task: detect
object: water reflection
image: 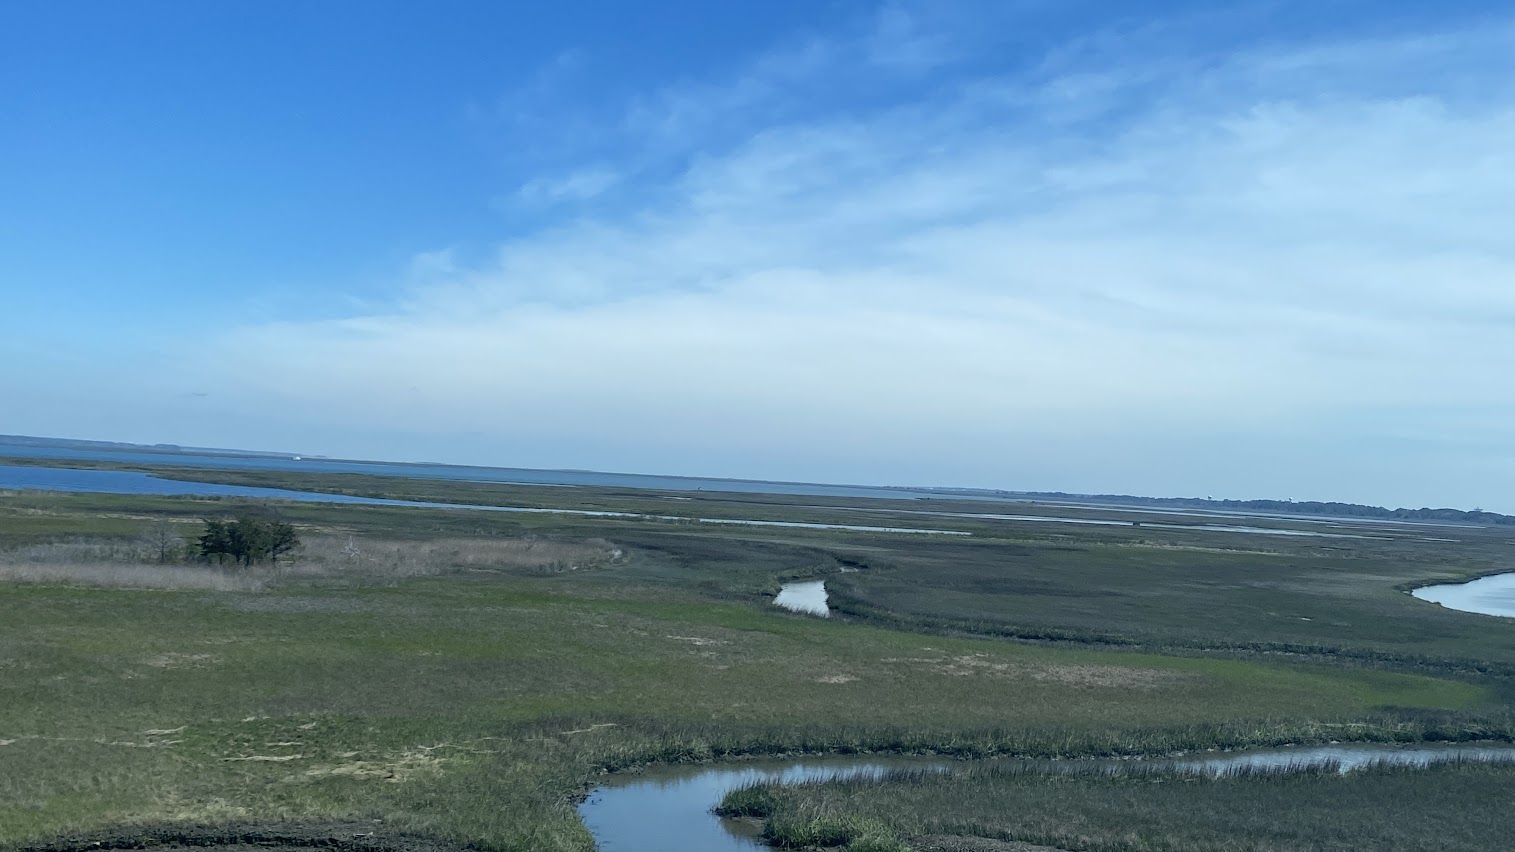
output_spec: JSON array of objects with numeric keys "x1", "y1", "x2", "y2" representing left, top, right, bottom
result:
[
  {"x1": 774, "y1": 581, "x2": 828, "y2": 616},
  {"x1": 1412, "y1": 572, "x2": 1515, "y2": 618},
  {"x1": 580, "y1": 744, "x2": 1515, "y2": 851},
  {"x1": 579, "y1": 758, "x2": 933, "y2": 852},
  {"x1": 1169, "y1": 743, "x2": 1515, "y2": 774}
]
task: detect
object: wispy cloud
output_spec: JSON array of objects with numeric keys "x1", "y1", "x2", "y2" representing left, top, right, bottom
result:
[
  {"x1": 185, "y1": 6, "x2": 1515, "y2": 508},
  {"x1": 514, "y1": 166, "x2": 622, "y2": 205}
]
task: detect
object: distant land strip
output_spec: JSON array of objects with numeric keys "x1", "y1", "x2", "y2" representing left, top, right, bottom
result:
[{"x1": 926, "y1": 490, "x2": 1515, "y2": 526}]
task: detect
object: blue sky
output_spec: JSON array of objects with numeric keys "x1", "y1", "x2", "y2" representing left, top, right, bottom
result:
[{"x1": 3, "y1": 0, "x2": 1514, "y2": 511}]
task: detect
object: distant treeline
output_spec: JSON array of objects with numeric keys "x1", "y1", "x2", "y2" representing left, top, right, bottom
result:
[{"x1": 939, "y1": 490, "x2": 1515, "y2": 525}]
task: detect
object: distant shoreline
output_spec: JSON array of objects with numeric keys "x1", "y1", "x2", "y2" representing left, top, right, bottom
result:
[{"x1": 3, "y1": 433, "x2": 1507, "y2": 525}]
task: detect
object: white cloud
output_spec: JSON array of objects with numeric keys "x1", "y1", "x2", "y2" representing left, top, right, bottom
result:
[
  {"x1": 515, "y1": 166, "x2": 622, "y2": 204},
  {"x1": 189, "y1": 11, "x2": 1515, "y2": 509}
]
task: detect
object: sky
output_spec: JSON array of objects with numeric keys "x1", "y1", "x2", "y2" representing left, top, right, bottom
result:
[{"x1": 3, "y1": 0, "x2": 1513, "y2": 511}]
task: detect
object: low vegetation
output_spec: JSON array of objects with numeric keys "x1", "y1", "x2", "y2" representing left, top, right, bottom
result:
[
  {"x1": 722, "y1": 759, "x2": 1515, "y2": 851},
  {"x1": 0, "y1": 529, "x2": 622, "y2": 590},
  {"x1": 1, "y1": 475, "x2": 1513, "y2": 851}
]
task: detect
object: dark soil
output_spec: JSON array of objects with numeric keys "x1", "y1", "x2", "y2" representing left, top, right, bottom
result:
[{"x1": 10, "y1": 823, "x2": 481, "y2": 852}]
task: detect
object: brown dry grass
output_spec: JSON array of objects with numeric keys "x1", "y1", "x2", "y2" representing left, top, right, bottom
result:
[
  {"x1": 290, "y1": 534, "x2": 624, "y2": 578},
  {"x1": 881, "y1": 653, "x2": 1191, "y2": 690},
  {"x1": 0, "y1": 562, "x2": 265, "y2": 591},
  {"x1": 0, "y1": 534, "x2": 624, "y2": 590}
]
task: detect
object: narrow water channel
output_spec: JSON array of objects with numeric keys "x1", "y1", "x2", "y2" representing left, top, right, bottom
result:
[{"x1": 578, "y1": 744, "x2": 1515, "y2": 851}]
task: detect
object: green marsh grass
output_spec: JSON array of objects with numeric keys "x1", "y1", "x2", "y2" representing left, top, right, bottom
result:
[
  {"x1": 2, "y1": 485, "x2": 1514, "y2": 850},
  {"x1": 728, "y1": 758, "x2": 1515, "y2": 851}
]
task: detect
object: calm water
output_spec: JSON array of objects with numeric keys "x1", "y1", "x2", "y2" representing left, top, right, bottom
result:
[
  {"x1": 0, "y1": 442, "x2": 955, "y2": 501},
  {"x1": 579, "y1": 758, "x2": 940, "y2": 852},
  {"x1": 0, "y1": 464, "x2": 420, "y2": 504},
  {"x1": 773, "y1": 581, "x2": 829, "y2": 616},
  {"x1": 0, "y1": 465, "x2": 965, "y2": 537},
  {"x1": 1412, "y1": 572, "x2": 1515, "y2": 617},
  {"x1": 1168, "y1": 743, "x2": 1515, "y2": 774},
  {"x1": 580, "y1": 744, "x2": 1515, "y2": 851}
]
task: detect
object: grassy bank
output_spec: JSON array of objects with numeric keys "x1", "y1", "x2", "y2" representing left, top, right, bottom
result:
[{"x1": 722, "y1": 759, "x2": 1515, "y2": 851}]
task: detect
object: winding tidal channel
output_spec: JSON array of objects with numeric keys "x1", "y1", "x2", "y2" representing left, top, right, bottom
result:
[{"x1": 579, "y1": 744, "x2": 1515, "y2": 851}]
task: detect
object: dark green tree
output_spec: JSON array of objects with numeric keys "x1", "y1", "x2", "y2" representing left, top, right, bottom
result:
[
  {"x1": 227, "y1": 519, "x2": 266, "y2": 567},
  {"x1": 198, "y1": 519, "x2": 232, "y2": 565},
  {"x1": 267, "y1": 521, "x2": 300, "y2": 566},
  {"x1": 198, "y1": 515, "x2": 300, "y2": 567}
]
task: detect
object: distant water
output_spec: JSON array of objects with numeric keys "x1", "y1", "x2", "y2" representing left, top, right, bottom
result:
[
  {"x1": 0, "y1": 465, "x2": 966, "y2": 537},
  {"x1": 0, "y1": 442, "x2": 961, "y2": 501},
  {"x1": 0, "y1": 464, "x2": 397, "y2": 502}
]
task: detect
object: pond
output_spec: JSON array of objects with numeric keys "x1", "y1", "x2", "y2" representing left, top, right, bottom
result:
[
  {"x1": 1412, "y1": 572, "x2": 1515, "y2": 618},
  {"x1": 579, "y1": 743, "x2": 1515, "y2": 851},
  {"x1": 773, "y1": 581, "x2": 828, "y2": 617}
]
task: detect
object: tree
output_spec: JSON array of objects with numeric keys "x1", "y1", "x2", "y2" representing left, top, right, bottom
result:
[
  {"x1": 199, "y1": 519, "x2": 232, "y2": 565},
  {"x1": 142, "y1": 520, "x2": 184, "y2": 564},
  {"x1": 198, "y1": 516, "x2": 300, "y2": 567},
  {"x1": 226, "y1": 518, "x2": 266, "y2": 568},
  {"x1": 267, "y1": 521, "x2": 300, "y2": 566}
]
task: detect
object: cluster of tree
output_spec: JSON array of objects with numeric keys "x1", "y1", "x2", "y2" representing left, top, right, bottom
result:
[{"x1": 198, "y1": 516, "x2": 300, "y2": 567}]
